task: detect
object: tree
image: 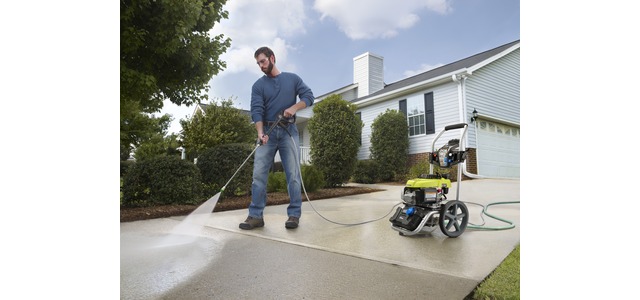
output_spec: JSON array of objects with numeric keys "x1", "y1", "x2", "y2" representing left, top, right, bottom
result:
[
  {"x1": 179, "y1": 97, "x2": 255, "y2": 159},
  {"x1": 370, "y1": 109, "x2": 409, "y2": 181},
  {"x1": 120, "y1": 0, "x2": 231, "y2": 109},
  {"x1": 308, "y1": 95, "x2": 362, "y2": 187},
  {"x1": 120, "y1": 99, "x2": 172, "y2": 160},
  {"x1": 134, "y1": 133, "x2": 181, "y2": 161},
  {"x1": 120, "y1": 0, "x2": 231, "y2": 158}
]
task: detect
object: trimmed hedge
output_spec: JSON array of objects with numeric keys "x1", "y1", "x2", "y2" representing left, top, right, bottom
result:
[
  {"x1": 121, "y1": 156, "x2": 202, "y2": 207},
  {"x1": 300, "y1": 164, "x2": 325, "y2": 192},
  {"x1": 308, "y1": 94, "x2": 362, "y2": 187},
  {"x1": 197, "y1": 143, "x2": 254, "y2": 198},
  {"x1": 352, "y1": 159, "x2": 380, "y2": 184},
  {"x1": 370, "y1": 109, "x2": 409, "y2": 182},
  {"x1": 267, "y1": 164, "x2": 325, "y2": 194},
  {"x1": 267, "y1": 172, "x2": 287, "y2": 193}
]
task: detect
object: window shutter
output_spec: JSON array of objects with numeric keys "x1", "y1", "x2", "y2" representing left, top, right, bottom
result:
[
  {"x1": 399, "y1": 99, "x2": 407, "y2": 116},
  {"x1": 355, "y1": 112, "x2": 362, "y2": 145},
  {"x1": 424, "y1": 92, "x2": 435, "y2": 134}
]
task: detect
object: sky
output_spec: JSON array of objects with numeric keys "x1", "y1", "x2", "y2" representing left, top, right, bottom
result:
[{"x1": 158, "y1": 0, "x2": 520, "y2": 135}]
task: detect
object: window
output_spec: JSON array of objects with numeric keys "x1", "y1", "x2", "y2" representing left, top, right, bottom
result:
[
  {"x1": 407, "y1": 98, "x2": 426, "y2": 136},
  {"x1": 399, "y1": 92, "x2": 435, "y2": 137}
]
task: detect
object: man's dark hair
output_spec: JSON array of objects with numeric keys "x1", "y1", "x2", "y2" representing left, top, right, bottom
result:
[{"x1": 254, "y1": 46, "x2": 275, "y2": 63}]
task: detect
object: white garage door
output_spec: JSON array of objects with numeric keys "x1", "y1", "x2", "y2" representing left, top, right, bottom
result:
[{"x1": 476, "y1": 120, "x2": 520, "y2": 178}]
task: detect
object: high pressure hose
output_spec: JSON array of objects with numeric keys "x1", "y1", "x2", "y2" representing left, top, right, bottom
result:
[
  {"x1": 224, "y1": 113, "x2": 516, "y2": 229},
  {"x1": 280, "y1": 120, "x2": 517, "y2": 229}
]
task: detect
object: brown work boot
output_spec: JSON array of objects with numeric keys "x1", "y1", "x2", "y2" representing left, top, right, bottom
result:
[
  {"x1": 285, "y1": 216, "x2": 299, "y2": 229},
  {"x1": 239, "y1": 216, "x2": 264, "y2": 230}
]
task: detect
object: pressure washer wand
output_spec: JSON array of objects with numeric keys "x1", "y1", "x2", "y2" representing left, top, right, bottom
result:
[{"x1": 219, "y1": 114, "x2": 283, "y2": 195}]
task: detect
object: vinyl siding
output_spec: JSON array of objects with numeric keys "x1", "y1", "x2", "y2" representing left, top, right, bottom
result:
[
  {"x1": 356, "y1": 100, "x2": 398, "y2": 160},
  {"x1": 403, "y1": 83, "x2": 462, "y2": 155},
  {"x1": 353, "y1": 53, "x2": 384, "y2": 97},
  {"x1": 355, "y1": 82, "x2": 462, "y2": 159},
  {"x1": 465, "y1": 49, "x2": 520, "y2": 147},
  {"x1": 341, "y1": 88, "x2": 358, "y2": 102},
  {"x1": 426, "y1": 82, "x2": 462, "y2": 154}
]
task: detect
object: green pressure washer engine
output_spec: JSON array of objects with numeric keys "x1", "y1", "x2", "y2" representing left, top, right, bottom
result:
[{"x1": 390, "y1": 123, "x2": 470, "y2": 238}]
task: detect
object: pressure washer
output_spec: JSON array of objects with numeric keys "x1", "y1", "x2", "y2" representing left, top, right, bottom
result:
[{"x1": 389, "y1": 123, "x2": 471, "y2": 237}]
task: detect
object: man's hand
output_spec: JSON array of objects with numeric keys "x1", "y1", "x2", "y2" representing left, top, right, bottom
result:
[
  {"x1": 258, "y1": 134, "x2": 269, "y2": 145},
  {"x1": 283, "y1": 107, "x2": 297, "y2": 118},
  {"x1": 284, "y1": 101, "x2": 308, "y2": 118}
]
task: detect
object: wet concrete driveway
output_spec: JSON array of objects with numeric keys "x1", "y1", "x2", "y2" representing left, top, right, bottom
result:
[{"x1": 121, "y1": 179, "x2": 520, "y2": 299}]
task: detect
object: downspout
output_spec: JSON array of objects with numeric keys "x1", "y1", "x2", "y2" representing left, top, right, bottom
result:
[{"x1": 452, "y1": 73, "x2": 485, "y2": 179}]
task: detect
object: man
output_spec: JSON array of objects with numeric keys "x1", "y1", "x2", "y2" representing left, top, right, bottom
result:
[{"x1": 240, "y1": 46, "x2": 314, "y2": 230}]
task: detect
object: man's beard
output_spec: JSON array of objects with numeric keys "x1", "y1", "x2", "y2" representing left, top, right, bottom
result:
[{"x1": 262, "y1": 61, "x2": 274, "y2": 75}]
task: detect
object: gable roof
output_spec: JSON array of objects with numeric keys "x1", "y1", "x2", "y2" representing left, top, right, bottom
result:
[{"x1": 354, "y1": 39, "x2": 520, "y2": 106}]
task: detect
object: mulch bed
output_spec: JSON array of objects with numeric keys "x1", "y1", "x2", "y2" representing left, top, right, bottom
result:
[{"x1": 120, "y1": 185, "x2": 386, "y2": 222}]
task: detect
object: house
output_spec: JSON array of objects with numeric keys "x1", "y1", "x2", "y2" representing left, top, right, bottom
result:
[{"x1": 296, "y1": 39, "x2": 520, "y2": 179}]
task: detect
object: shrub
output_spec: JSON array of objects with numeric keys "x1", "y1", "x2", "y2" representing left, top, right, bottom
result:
[
  {"x1": 267, "y1": 165, "x2": 324, "y2": 194},
  {"x1": 180, "y1": 98, "x2": 255, "y2": 160},
  {"x1": 300, "y1": 164, "x2": 325, "y2": 192},
  {"x1": 308, "y1": 94, "x2": 362, "y2": 187},
  {"x1": 370, "y1": 109, "x2": 409, "y2": 182},
  {"x1": 267, "y1": 171, "x2": 287, "y2": 193},
  {"x1": 120, "y1": 160, "x2": 136, "y2": 177},
  {"x1": 352, "y1": 159, "x2": 380, "y2": 184},
  {"x1": 133, "y1": 133, "x2": 181, "y2": 161},
  {"x1": 197, "y1": 143, "x2": 254, "y2": 199},
  {"x1": 121, "y1": 156, "x2": 202, "y2": 207}
]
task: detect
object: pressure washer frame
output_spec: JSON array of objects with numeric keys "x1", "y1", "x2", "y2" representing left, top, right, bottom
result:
[{"x1": 390, "y1": 123, "x2": 470, "y2": 238}]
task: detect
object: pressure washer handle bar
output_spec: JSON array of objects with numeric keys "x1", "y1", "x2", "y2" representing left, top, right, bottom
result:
[
  {"x1": 431, "y1": 123, "x2": 469, "y2": 153},
  {"x1": 444, "y1": 123, "x2": 467, "y2": 131}
]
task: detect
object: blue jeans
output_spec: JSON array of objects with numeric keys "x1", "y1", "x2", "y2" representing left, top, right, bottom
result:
[{"x1": 249, "y1": 123, "x2": 301, "y2": 219}]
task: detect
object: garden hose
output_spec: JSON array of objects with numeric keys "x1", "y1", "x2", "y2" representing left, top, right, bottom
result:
[{"x1": 464, "y1": 201, "x2": 520, "y2": 230}]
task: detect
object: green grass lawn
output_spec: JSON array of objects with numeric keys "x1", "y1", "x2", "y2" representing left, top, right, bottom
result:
[{"x1": 468, "y1": 243, "x2": 520, "y2": 299}]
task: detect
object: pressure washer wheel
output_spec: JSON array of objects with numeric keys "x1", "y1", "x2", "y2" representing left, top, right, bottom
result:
[{"x1": 439, "y1": 200, "x2": 469, "y2": 238}]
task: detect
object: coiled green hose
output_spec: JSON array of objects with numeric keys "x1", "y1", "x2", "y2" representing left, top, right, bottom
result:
[{"x1": 465, "y1": 201, "x2": 520, "y2": 230}]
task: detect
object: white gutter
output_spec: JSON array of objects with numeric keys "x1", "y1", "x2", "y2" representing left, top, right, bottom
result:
[
  {"x1": 452, "y1": 72, "x2": 486, "y2": 179},
  {"x1": 454, "y1": 74, "x2": 517, "y2": 180}
]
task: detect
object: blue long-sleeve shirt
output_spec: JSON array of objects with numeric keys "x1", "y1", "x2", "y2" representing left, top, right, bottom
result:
[{"x1": 250, "y1": 72, "x2": 314, "y2": 124}]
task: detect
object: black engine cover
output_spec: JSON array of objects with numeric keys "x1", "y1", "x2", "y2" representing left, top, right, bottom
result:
[{"x1": 389, "y1": 206, "x2": 425, "y2": 231}]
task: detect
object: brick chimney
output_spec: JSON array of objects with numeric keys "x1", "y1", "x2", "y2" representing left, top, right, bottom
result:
[{"x1": 353, "y1": 52, "x2": 384, "y2": 98}]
